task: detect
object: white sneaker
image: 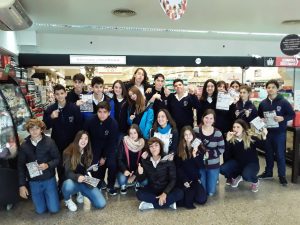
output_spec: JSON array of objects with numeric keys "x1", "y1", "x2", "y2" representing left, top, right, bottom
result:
[
  {"x1": 169, "y1": 202, "x2": 177, "y2": 210},
  {"x1": 76, "y1": 192, "x2": 84, "y2": 204},
  {"x1": 138, "y1": 201, "x2": 154, "y2": 211},
  {"x1": 65, "y1": 199, "x2": 77, "y2": 212}
]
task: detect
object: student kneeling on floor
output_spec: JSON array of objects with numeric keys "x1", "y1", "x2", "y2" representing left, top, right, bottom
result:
[
  {"x1": 18, "y1": 119, "x2": 60, "y2": 214},
  {"x1": 136, "y1": 137, "x2": 183, "y2": 211},
  {"x1": 62, "y1": 131, "x2": 106, "y2": 211}
]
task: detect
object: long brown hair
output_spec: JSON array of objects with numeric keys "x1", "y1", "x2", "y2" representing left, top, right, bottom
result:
[
  {"x1": 130, "y1": 68, "x2": 149, "y2": 86},
  {"x1": 63, "y1": 130, "x2": 93, "y2": 170},
  {"x1": 177, "y1": 126, "x2": 196, "y2": 160},
  {"x1": 128, "y1": 86, "x2": 145, "y2": 114},
  {"x1": 152, "y1": 109, "x2": 176, "y2": 131}
]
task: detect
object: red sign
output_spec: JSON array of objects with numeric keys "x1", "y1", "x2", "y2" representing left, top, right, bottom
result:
[{"x1": 275, "y1": 57, "x2": 300, "y2": 67}]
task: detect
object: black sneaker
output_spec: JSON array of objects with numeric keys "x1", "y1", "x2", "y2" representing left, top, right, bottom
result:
[
  {"x1": 258, "y1": 171, "x2": 273, "y2": 180},
  {"x1": 279, "y1": 176, "x2": 288, "y2": 186},
  {"x1": 99, "y1": 181, "x2": 107, "y2": 190},
  {"x1": 107, "y1": 188, "x2": 117, "y2": 196},
  {"x1": 120, "y1": 185, "x2": 127, "y2": 195}
]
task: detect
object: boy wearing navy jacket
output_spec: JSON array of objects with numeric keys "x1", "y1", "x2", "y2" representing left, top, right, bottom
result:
[
  {"x1": 43, "y1": 84, "x2": 83, "y2": 190},
  {"x1": 167, "y1": 79, "x2": 200, "y2": 133},
  {"x1": 257, "y1": 79, "x2": 295, "y2": 186},
  {"x1": 84, "y1": 101, "x2": 119, "y2": 195},
  {"x1": 66, "y1": 73, "x2": 88, "y2": 104}
]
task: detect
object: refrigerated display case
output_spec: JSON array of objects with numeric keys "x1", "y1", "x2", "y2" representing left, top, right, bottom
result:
[{"x1": 0, "y1": 76, "x2": 32, "y2": 145}]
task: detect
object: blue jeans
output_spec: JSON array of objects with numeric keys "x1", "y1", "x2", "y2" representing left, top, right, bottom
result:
[
  {"x1": 117, "y1": 172, "x2": 148, "y2": 186},
  {"x1": 62, "y1": 179, "x2": 106, "y2": 209},
  {"x1": 199, "y1": 168, "x2": 220, "y2": 196},
  {"x1": 220, "y1": 160, "x2": 259, "y2": 183},
  {"x1": 264, "y1": 132, "x2": 286, "y2": 177},
  {"x1": 29, "y1": 177, "x2": 60, "y2": 214},
  {"x1": 136, "y1": 187, "x2": 183, "y2": 209}
]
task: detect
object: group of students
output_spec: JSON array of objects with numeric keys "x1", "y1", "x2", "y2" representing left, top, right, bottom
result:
[{"x1": 16, "y1": 68, "x2": 295, "y2": 214}]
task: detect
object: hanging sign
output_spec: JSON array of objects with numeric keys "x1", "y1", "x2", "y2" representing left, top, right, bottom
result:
[
  {"x1": 280, "y1": 34, "x2": 300, "y2": 56},
  {"x1": 160, "y1": 0, "x2": 187, "y2": 20},
  {"x1": 275, "y1": 57, "x2": 300, "y2": 67}
]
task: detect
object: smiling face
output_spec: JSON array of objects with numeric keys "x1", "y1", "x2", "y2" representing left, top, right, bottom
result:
[
  {"x1": 128, "y1": 90, "x2": 137, "y2": 101},
  {"x1": 54, "y1": 89, "x2": 67, "y2": 104},
  {"x1": 266, "y1": 83, "x2": 278, "y2": 97},
  {"x1": 154, "y1": 77, "x2": 164, "y2": 90},
  {"x1": 206, "y1": 82, "x2": 215, "y2": 96},
  {"x1": 29, "y1": 126, "x2": 42, "y2": 140},
  {"x1": 174, "y1": 81, "x2": 184, "y2": 95},
  {"x1": 113, "y1": 82, "x2": 123, "y2": 97},
  {"x1": 232, "y1": 123, "x2": 243, "y2": 137},
  {"x1": 78, "y1": 133, "x2": 89, "y2": 150},
  {"x1": 157, "y1": 111, "x2": 168, "y2": 128},
  {"x1": 149, "y1": 142, "x2": 161, "y2": 157},
  {"x1": 202, "y1": 113, "x2": 215, "y2": 127},
  {"x1": 184, "y1": 129, "x2": 193, "y2": 144},
  {"x1": 129, "y1": 128, "x2": 139, "y2": 141}
]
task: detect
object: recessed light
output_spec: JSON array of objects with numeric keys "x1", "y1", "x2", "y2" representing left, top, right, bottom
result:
[
  {"x1": 282, "y1": 20, "x2": 300, "y2": 25},
  {"x1": 112, "y1": 8, "x2": 136, "y2": 17}
]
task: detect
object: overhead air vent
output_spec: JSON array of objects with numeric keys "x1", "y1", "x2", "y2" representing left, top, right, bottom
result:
[
  {"x1": 0, "y1": 0, "x2": 32, "y2": 31},
  {"x1": 112, "y1": 8, "x2": 136, "y2": 17}
]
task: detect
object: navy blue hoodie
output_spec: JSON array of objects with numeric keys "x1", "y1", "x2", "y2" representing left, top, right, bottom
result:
[
  {"x1": 258, "y1": 95, "x2": 295, "y2": 133},
  {"x1": 84, "y1": 115, "x2": 118, "y2": 163}
]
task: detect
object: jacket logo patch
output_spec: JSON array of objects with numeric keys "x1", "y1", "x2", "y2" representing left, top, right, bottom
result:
[
  {"x1": 183, "y1": 101, "x2": 188, "y2": 107},
  {"x1": 105, "y1": 130, "x2": 109, "y2": 135},
  {"x1": 277, "y1": 106, "x2": 281, "y2": 112},
  {"x1": 68, "y1": 116, "x2": 74, "y2": 123}
]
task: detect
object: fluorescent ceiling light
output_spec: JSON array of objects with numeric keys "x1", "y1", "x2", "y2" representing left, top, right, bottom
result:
[{"x1": 34, "y1": 23, "x2": 290, "y2": 37}]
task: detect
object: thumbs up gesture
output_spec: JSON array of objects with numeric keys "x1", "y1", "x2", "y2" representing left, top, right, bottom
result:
[{"x1": 138, "y1": 163, "x2": 144, "y2": 175}]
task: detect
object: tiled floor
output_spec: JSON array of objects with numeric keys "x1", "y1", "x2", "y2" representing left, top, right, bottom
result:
[{"x1": 1, "y1": 158, "x2": 300, "y2": 225}]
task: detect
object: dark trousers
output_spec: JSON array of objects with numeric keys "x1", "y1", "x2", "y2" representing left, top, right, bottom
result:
[
  {"x1": 177, "y1": 181, "x2": 207, "y2": 209},
  {"x1": 92, "y1": 155, "x2": 117, "y2": 189},
  {"x1": 136, "y1": 186, "x2": 183, "y2": 209},
  {"x1": 264, "y1": 132, "x2": 286, "y2": 177},
  {"x1": 220, "y1": 159, "x2": 259, "y2": 183}
]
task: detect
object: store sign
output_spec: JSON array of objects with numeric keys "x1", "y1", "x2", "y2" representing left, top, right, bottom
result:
[
  {"x1": 160, "y1": 0, "x2": 187, "y2": 20},
  {"x1": 70, "y1": 55, "x2": 126, "y2": 65},
  {"x1": 280, "y1": 34, "x2": 300, "y2": 56},
  {"x1": 264, "y1": 57, "x2": 275, "y2": 67},
  {"x1": 275, "y1": 57, "x2": 300, "y2": 67}
]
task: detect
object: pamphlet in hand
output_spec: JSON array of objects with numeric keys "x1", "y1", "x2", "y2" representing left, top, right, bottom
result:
[
  {"x1": 250, "y1": 116, "x2": 266, "y2": 131},
  {"x1": 87, "y1": 163, "x2": 99, "y2": 172},
  {"x1": 79, "y1": 94, "x2": 93, "y2": 112},
  {"x1": 26, "y1": 161, "x2": 43, "y2": 178},
  {"x1": 216, "y1": 92, "x2": 232, "y2": 110},
  {"x1": 84, "y1": 175, "x2": 100, "y2": 188},
  {"x1": 263, "y1": 110, "x2": 279, "y2": 128},
  {"x1": 191, "y1": 138, "x2": 202, "y2": 149}
]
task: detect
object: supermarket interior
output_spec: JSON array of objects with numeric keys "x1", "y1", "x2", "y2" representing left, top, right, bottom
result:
[{"x1": 1, "y1": 0, "x2": 300, "y2": 225}]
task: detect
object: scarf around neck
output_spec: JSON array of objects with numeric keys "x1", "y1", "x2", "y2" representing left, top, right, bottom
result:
[
  {"x1": 123, "y1": 135, "x2": 145, "y2": 153},
  {"x1": 158, "y1": 123, "x2": 172, "y2": 134}
]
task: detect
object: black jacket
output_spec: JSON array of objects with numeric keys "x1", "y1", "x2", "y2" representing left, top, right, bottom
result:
[
  {"x1": 17, "y1": 135, "x2": 60, "y2": 186},
  {"x1": 137, "y1": 157, "x2": 176, "y2": 195},
  {"x1": 117, "y1": 141, "x2": 142, "y2": 174},
  {"x1": 63, "y1": 154, "x2": 89, "y2": 182},
  {"x1": 145, "y1": 87, "x2": 168, "y2": 118},
  {"x1": 66, "y1": 88, "x2": 88, "y2": 104},
  {"x1": 232, "y1": 100, "x2": 258, "y2": 125},
  {"x1": 43, "y1": 102, "x2": 83, "y2": 151}
]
